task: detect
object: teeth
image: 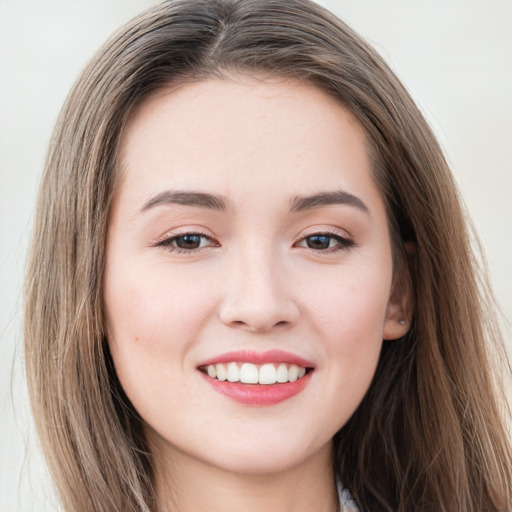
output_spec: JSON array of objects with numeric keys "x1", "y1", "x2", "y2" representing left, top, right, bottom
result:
[
  {"x1": 240, "y1": 363, "x2": 259, "y2": 384},
  {"x1": 259, "y1": 363, "x2": 277, "y2": 384},
  {"x1": 227, "y1": 362, "x2": 239, "y2": 382},
  {"x1": 216, "y1": 364, "x2": 227, "y2": 381},
  {"x1": 288, "y1": 364, "x2": 299, "y2": 382},
  {"x1": 204, "y1": 362, "x2": 309, "y2": 384},
  {"x1": 276, "y1": 363, "x2": 288, "y2": 383}
]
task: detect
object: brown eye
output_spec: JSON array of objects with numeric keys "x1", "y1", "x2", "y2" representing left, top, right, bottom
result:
[
  {"x1": 156, "y1": 232, "x2": 217, "y2": 253},
  {"x1": 305, "y1": 235, "x2": 333, "y2": 250},
  {"x1": 173, "y1": 234, "x2": 203, "y2": 250},
  {"x1": 295, "y1": 232, "x2": 354, "y2": 252}
]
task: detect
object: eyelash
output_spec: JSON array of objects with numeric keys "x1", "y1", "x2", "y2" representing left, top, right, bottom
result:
[
  {"x1": 154, "y1": 230, "x2": 355, "y2": 254},
  {"x1": 294, "y1": 230, "x2": 355, "y2": 253},
  {"x1": 154, "y1": 230, "x2": 218, "y2": 254}
]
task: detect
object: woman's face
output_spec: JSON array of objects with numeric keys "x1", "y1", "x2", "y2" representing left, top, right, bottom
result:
[{"x1": 104, "y1": 76, "x2": 408, "y2": 475}]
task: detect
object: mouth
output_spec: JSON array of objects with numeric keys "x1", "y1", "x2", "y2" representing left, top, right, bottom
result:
[
  {"x1": 196, "y1": 350, "x2": 315, "y2": 406},
  {"x1": 198, "y1": 362, "x2": 311, "y2": 384}
]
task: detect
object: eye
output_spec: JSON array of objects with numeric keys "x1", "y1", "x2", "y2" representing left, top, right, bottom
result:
[
  {"x1": 295, "y1": 232, "x2": 354, "y2": 252},
  {"x1": 155, "y1": 232, "x2": 218, "y2": 253}
]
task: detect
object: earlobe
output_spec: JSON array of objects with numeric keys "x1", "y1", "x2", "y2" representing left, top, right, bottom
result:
[
  {"x1": 383, "y1": 312, "x2": 410, "y2": 340},
  {"x1": 383, "y1": 252, "x2": 414, "y2": 340}
]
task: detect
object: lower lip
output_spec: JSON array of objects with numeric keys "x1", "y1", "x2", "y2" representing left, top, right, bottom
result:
[{"x1": 199, "y1": 371, "x2": 312, "y2": 406}]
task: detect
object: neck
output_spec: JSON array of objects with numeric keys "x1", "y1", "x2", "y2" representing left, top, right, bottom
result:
[{"x1": 150, "y1": 439, "x2": 338, "y2": 512}]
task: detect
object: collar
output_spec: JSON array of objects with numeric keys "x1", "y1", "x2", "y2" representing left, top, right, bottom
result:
[{"x1": 336, "y1": 475, "x2": 360, "y2": 511}]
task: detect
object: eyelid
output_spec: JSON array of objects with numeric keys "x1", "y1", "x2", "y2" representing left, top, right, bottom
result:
[
  {"x1": 152, "y1": 224, "x2": 216, "y2": 242},
  {"x1": 152, "y1": 227, "x2": 220, "y2": 253},
  {"x1": 297, "y1": 225, "x2": 352, "y2": 240},
  {"x1": 293, "y1": 226, "x2": 356, "y2": 253},
  {"x1": 150, "y1": 225, "x2": 355, "y2": 254}
]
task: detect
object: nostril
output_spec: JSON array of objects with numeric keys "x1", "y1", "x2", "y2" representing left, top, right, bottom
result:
[{"x1": 219, "y1": 298, "x2": 299, "y2": 332}]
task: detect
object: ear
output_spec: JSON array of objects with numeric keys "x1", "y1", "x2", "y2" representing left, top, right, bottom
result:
[{"x1": 383, "y1": 247, "x2": 414, "y2": 340}]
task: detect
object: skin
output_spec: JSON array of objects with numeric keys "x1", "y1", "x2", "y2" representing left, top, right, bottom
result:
[{"x1": 104, "y1": 76, "x2": 410, "y2": 512}]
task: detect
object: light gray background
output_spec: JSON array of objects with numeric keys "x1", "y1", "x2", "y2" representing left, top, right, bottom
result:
[{"x1": 1, "y1": 1, "x2": 511, "y2": 510}]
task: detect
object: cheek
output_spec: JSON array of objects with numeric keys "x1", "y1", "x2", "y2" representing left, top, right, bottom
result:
[
  {"x1": 103, "y1": 260, "x2": 216, "y2": 402},
  {"x1": 300, "y1": 262, "x2": 391, "y2": 409},
  {"x1": 105, "y1": 258, "x2": 213, "y2": 345},
  {"x1": 306, "y1": 262, "x2": 391, "y2": 342}
]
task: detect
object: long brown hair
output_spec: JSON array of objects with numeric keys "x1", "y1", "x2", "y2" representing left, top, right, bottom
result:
[{"x1": 25, "y1": 1, "x2": 512, "y2": 510}]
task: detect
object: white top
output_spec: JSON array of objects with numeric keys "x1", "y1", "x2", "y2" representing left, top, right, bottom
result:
[{"x1": 336, "y1": 476, "x2": 360, "y2": 511}]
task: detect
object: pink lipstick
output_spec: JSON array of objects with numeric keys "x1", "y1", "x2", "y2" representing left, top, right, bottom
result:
[
  {"x1": 197, "y1": 350, "x2": 314, "y2": 406},
  {"x1": 198, "y1": 349, "x2": 314, "y2": 368}
]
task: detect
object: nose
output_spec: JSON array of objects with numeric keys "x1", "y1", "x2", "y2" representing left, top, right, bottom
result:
[{"x1": 218, "y1": 247, "x2": 300, "y2": 332}]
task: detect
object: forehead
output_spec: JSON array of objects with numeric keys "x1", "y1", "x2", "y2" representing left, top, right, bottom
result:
[{"x1": 116, "y1": 76, "x2": 381, "y2": 213}]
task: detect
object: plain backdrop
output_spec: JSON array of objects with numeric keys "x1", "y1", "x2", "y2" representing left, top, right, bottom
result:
[{"x1": 1, "y1": 1, "x2": 511, "y2": 510}]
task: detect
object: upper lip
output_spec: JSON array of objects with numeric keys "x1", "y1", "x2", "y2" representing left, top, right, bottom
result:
[{"x1": 197, "y1": 349, "x2": 315, "y2": 368}]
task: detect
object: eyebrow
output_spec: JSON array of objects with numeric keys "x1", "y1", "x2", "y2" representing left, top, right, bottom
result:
[
  {"x1": 139, "y1": 190, "x2": 228, "y2": 213},
  {"x1": 289, "y1": 190, "x2": 369, "y2": 214},
  {"x1": 139, "y1": 188, "x2": 369, "y2": 215}
]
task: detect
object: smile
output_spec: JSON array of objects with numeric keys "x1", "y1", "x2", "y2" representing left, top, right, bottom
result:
[
  {"x1": 200, "y1": 362, "x2": 308, "y2": 384},
  {"x1": 197, "y1": 350, "x2": 314, "y2": 405}
]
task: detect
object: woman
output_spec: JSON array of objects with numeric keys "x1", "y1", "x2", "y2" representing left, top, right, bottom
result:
[{"x1": 24, "y1": 0, "x2": 512, "y2": 511}]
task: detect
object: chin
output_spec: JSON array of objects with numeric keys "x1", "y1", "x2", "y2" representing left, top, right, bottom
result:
[
  {"x1": 208, "y1": 447, "x2": 319, "y2": 475},
  {"x1": 196, "y1": 432, "x2": 333, "y2": 476}
]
